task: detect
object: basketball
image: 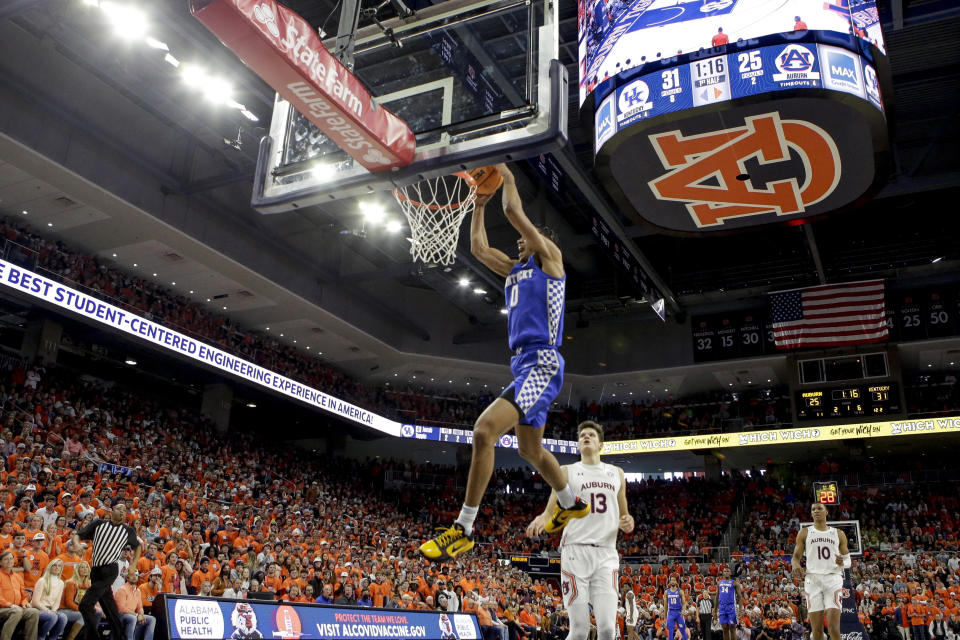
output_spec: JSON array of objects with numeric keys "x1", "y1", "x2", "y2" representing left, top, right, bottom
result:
[{"x1": 468, "y1": 165, "x2": 504, "y2": 196}]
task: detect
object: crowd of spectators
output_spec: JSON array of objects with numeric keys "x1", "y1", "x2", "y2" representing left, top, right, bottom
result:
[{"x1": 0, "y1": 356, "x2": 958, "y2": 640}]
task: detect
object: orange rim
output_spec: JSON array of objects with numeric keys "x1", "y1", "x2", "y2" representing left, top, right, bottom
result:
[{"x1": 392, "y1": 171, "x2": 478, "y2": 211}]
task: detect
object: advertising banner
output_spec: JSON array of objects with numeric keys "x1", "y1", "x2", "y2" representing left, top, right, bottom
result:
[
  {"x1": 190, "y1": 0, "x2": 415, "y2": 171},
  {"x1": 165, "y1": 596, "x2": 481, "y2": 640},
  {"x1": 600, "y1": 415, "x2": 960, "y2": 456}
]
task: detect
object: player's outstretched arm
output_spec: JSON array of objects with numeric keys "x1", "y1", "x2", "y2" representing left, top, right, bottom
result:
[
  {"x1": 526, "y1": 466, "x2": 569, "y2": 537},
  {"x1": 791, "y1": 527, "x2": 807, "y2": 580},
  {"x1": 617, "y1": 467, "x2": 634, "y2": 533},
  {"x1": 470, "y1": 194, "x2": 514, "y2": 277},
  {"x1": 495, "y1": 164, "x2": 563, "y2": 278}
]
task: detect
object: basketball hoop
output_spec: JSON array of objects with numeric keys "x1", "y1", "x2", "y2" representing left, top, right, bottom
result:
[{"x1": 392, "y1": 172, "x2": 478, "y2": 265}]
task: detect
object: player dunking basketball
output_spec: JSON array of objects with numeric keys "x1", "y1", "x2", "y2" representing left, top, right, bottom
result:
[
  {"x1": 420, "y1": 164, "x2": 589, "y2": 562},
  {"x1": 792, "y1": 503, "x2": 851, "y2": 640},
  {"x1": 526, "y1": 421, "x2": 634, "y2": 640}
]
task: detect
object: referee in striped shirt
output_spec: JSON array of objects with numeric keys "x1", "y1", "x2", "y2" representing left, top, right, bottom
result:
[{"x1": 72, "y1": 502, "x2": 141, "y2": 640}]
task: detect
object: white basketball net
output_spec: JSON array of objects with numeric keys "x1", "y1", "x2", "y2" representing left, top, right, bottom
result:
[{"x1": 393, "y1": 172, "x2": 478, "y2": 266}]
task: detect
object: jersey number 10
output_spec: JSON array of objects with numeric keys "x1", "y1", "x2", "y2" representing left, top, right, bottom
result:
[{"x1": 816, "y1": 546, "x2": 831, "y2": 560}]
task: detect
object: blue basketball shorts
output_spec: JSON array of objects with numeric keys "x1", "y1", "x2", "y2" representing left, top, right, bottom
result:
[
  {"x1": 718, "y1": 606, "x2": 737, "y2": 625},
  {"x1": 500, "y1": 347, "x2": 564, "y2": 429}
]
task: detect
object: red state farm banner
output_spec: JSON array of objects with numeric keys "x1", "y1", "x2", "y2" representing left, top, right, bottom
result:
[{"x1": 190, "y1": 0, "x2": 415, "y2": 171}]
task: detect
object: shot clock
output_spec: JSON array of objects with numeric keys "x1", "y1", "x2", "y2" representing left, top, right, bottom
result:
[{"x1": 813, "y1": 481, "x2": 840, "y2": 505}]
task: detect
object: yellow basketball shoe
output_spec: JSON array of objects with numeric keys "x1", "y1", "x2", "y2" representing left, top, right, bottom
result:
[
  {"x1": 544, "y1": 497, "x2": 591, "y2": 533},
  {"x1": 419, "y1": 523, "x2": 475, "y2": 562}
]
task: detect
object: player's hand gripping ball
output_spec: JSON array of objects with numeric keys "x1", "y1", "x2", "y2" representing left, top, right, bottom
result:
[{"x1": 468, "y1": 165, "x2": 504, "y2": 196}]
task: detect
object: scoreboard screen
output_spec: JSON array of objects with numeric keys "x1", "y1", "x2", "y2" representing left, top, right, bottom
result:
[
  {"x1": 795, "y1": 382, "x2": 901, "y2": 421},
  {"x1": 579, "y1": 0, "x2": 885, "y2": 103},
  {"x1": 813, "y1": 481, "x2": 840, "y2": 505}
]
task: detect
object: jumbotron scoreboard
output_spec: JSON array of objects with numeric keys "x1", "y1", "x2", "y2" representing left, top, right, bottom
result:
[
  {"x1": 795, "y1": 382, "x2": 901, "y2": 420},
  {"x1": 582, "y1": 0, "x2": 891, "y2": 234}
]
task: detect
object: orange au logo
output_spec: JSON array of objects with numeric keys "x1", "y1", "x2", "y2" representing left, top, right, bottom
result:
[{"x1": 647, "y1": 112, "x2": 841, "y2": 228}]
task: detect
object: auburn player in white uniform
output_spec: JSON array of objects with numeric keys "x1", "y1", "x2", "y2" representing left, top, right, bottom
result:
[
  {"x1": 527, "y1": 421, "x2": 634, "y2": 640},
  {"x1": 792, "y1": 502, "x2": 851, "y2": 640}
]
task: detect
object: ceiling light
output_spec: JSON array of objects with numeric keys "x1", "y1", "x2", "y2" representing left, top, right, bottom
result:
[
  {"x1": 124, "y1": 359, "x2": 137, "y2": 366},
  {"x1": 360, "y1": 201, "x2": 385, "y2": 224},
  {"x1": 280, "y1": 333, "x2": 284, "y2": 337},
  {"x1": 246, "y1": 403, "x2": 257, "y2": 408},
  {"x1": 145, "y1": 37, "x2": 169, "y2": 51},
  {"x1": 385, "y1": 219, "x2": 403, "y2": 233},
  {"x1": 240, "y1": 110, "x2": 258, "y2": 122},
  {"x1": 931, "y1": 257, "x2": 943, "y2": 263},
  {"x1": 500, "y1": 308, "x2": 508, "y2": 315},
  {"x1": 171, "y1": 282, "x2": 176, "y2": 286},
  {"x1": 47, "y1": 222, "x2": 53, "y2": 227},
  {"x1": 448, "y1": 380, "x2": 452, "y2": 383},
  {"x1": 104, "y1": 3, "x2": 147, "y2": 39},
  {"x1": 293, "y1": 340, "x2": 297, "y2": 343},
  {"x1": 767, "y1": 379, "x2": 771, "y2": 382},
  {"x1": 430, "y1": 378, "x2": 434, "y2": 381},
  {"x1": 223, "y1": 306, "x2": 227, "y2": 310},
  {"x1": 458, "y1": 278, "x2": 470, "y2": 287},
  {"x1": 112, "y1": 253, "x2": 117, "y2": 257},
  {"x1": 206, "y1": 298, "x2": 211, "y2": 302},
  {"x1": 473, "y1": 287, "x2": 486, "y2": 295},
  {"x1": 306, "y1": 346, "x2": 310, "y2": 350},
  {"x1": 133, "y1": 263, "x2": 138, "y2": 267},
  {"x1": 163, "y1": 53, "x2": 180, "y2": 68},
  {"x1": 202, "y1": 77, "x2": 235, "y2": 105},
  {"x1": 928, "y1": 364, "x2": 932, "y2": 367},
  {"x1": 181, "y1": 64, "x2": 207, "y2": 88},
  {"x1": 153, "y1": 273, "x2": 157, "y2": 277},
  {"x1": 729, "y1": 383, "x2": 733, "y2": 386},
  {"x1": 189, "y1": 290, "x2": 194, "y2": 294},
  {"x1": 21, "y1": 210, "x2": 27, "y2": 215},
  {"x1": 265, "y1": 327, "x2": 270, "y2": 331},
  {"x1": 412, "y1": 376, "x2": 416, "y2": 379},
  {"x1": 318, "y1": 352, "x2": 322, "y2": 355}
]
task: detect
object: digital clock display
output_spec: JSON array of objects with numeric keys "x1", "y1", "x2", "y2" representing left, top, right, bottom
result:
[
  {"x1": 795, "y1": 382, "x2": 901, "y2": 421},
  {"x1": 813, "y1": 481, "x2": 840, "y2": 505}
]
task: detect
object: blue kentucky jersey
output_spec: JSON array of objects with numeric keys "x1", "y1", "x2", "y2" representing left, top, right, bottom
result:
[
  {"x1": 505, "y1": 256, "x2": 565, "y2": 352},
  {"x1": 718, "y1": 580, "x2": 736, "y2": 607},
  {"x1": 667, "y1": 589, "x2": 682, "y2": 611}
]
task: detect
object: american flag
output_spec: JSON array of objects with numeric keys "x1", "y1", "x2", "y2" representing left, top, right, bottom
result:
[{"x1": 769, "y1": 280, "x2": 888, "y2": 349}]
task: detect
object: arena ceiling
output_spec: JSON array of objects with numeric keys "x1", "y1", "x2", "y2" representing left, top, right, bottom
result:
[{"x1": 0, "y1": 0, "x2": 959, "y2": 393}]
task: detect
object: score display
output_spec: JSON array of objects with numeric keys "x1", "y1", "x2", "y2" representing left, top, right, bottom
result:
[
  {"x1": 595, "y1": 40, "x2": 883, "y2": 154},
  {"x1": 795, "y1": 382, "x2": 901, "y2": 421},
  {"x1": 578, "y1": 0, "x2": 885, "y2": 103},
  {"x1": 813, "y1": 481, "x2": 840, "y2": 505}
]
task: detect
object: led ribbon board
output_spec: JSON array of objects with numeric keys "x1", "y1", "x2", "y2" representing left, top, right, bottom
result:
[
  {"x1": 165, "y1": 595, "x2": 482, "y2": 640},
  {"x1": 600, "y1": 415, "x2": 960, "y2": 455}
]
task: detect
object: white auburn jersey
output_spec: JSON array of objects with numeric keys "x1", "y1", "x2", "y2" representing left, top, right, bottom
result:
[
  {"x1": 804, "y1": 525, "x2": 842, "y2": 575},
  {"x1": 561, "y1": 461, "x2": 621, "y2": 549}
]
